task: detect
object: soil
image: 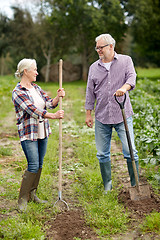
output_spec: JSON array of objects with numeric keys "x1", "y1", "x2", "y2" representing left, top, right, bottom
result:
[
  {"x1": 45, "y1": 209, "x2": 100, "y2": 240},
  {"x1": 0, "y1": 112, "x2": 160, "y2": 240}
]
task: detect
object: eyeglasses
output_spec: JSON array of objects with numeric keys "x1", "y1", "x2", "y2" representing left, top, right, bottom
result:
[{"x1": 95, "y1": 44, "x2": 110, "y2": 51}]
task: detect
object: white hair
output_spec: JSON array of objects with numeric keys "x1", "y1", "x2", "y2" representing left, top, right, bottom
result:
[
  {"x1": 95, "y1": 34, "x2": 116, "y2": 48},
  {"x1": 15, "y1": 58, "x2": 36, "y2": 79}
]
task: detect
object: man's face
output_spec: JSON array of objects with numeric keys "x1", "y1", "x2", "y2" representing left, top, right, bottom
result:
[{"x1": 96, "y1": 39, "x2": 111, "y2": 61}]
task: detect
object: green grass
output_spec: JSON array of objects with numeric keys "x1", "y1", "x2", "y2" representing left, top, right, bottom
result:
[
  {"x1": 0, "y1": 217, "x2": 45, "y2": 240},
  {"x1": 136, "y1": 67, "x2": 160, "y2": 79},
  {"x1": 0, "y1": 75, "x2": 17, "y2": 118},
  {"x1": 0, "y1": 147, "x2": 12, "y2": 156},
  {"x1": 140, "y1": 212, "x2": 160, "y2": 233},
  {"x1": 0, "y1": 72, "x2": 160, "y2": 239}
]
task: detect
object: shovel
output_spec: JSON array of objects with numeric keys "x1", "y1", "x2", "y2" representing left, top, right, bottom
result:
[
  {"x1": 114, "y1": 93, "x2": 151, "y2": 201},
  {"x1": 54, "y1": 59, "x2": 69, "y2": 210}
]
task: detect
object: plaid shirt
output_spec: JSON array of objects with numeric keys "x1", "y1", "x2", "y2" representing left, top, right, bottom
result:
[{"x1": 12, "y1": 82, "x2": 57, "y2": 141}]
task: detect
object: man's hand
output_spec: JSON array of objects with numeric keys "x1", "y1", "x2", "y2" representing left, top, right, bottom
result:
[
  {"x1": 115, "y1": 88, "x2": 126, "y2": 96},
  {"x1": 114, "y1": 83, "x2": 131, "y2": 96},
  {"x1": 85, "y1": 110, "x2": 93, "y2": 128}
]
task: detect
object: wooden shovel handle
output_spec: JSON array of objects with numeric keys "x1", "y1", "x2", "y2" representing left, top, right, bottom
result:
[{"x1": 59, "y1": 59, "x2": 63, "y2": 193}]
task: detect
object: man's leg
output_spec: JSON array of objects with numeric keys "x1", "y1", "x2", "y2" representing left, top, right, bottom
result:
[
  {"x1": 115, "y1": 116, "x2": 139, "y2": 186},
  {"x1": 95, "y1": 119, "x2": 113, "y2": 193}
]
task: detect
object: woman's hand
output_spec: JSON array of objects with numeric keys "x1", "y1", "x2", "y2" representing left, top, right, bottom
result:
[
  {"x1": 44, "y1": 110, "x2": 64, "y2": 119},
  {"x1": 52, "y1": 88, "x2": 65, "y2": 107},
  {"x1": 57, "y1": 88, "x2": 65, "y2": 98}
]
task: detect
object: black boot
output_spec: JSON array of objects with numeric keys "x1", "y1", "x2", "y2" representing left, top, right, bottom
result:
[
  {"x1": 30, "y1": 168, "x2": 47, "y2": 203},
  {"x1": 127, "y1": 161, "x2": 139, "y2": 186},
  {"x1": 18, "y1": 170, "x2": 37, "y2": 212},
  {"x1": 100, "y1": 162, "x2": 112, "y2": 194}
]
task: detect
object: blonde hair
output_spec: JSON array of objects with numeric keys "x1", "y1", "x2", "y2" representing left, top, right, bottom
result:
[
  {"x1": 15, "y1": 58, "x2": 36, "y2": 79},
  {"x1": 95, "y1": 34, "x2": 116, "y2": 48}
]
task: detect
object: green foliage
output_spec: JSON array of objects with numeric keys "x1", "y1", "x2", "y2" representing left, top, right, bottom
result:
[
  {"x1": 140, "y1": 212, "x2": 160, "y2": 233},
  {"x1": 130, "y1": 70, "x2": 160, "y2": 190},
  {"x1": 122, "y1": 0, "x2": 160, "y2": 66}
]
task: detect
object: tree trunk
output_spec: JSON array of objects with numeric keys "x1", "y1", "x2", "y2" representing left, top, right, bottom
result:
[
  {"x1": 45, "y1": 49, "x2": 51, "y2": 83},
  {"x1": 41, "y1": 44, "x2": 52, "y2": 83},
  {"x1": 81, "y1": 47, "x2": 88, "y2": 81},
  {"x1": 0, "y1": 56, "x2": 5, "y2": 76}
]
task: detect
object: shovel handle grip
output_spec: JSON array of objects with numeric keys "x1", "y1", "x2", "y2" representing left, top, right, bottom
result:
[{"x1": 114, "y1": 93, "x2": 126, "y2": 109}]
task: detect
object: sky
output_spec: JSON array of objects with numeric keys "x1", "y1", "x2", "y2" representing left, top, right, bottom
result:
[{"x1": 0, "y1": 0, "x2": 40, "y2": 18}]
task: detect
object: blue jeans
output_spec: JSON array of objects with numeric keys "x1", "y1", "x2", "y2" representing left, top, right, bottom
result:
[
  {"x1": 21, "y1": 137, "x2": 48, "y2": 173},
  {"x1": 95, "y1": 117, "x2": 138, "y2": 163}
]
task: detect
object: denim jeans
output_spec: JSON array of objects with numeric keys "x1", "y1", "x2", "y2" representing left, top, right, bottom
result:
[
  {"x1": 95, "y1": 116, "x2": 138, "y2": 163},
  {"x1": 21, "y1": 137, "x2": 48, "y2": 173}
]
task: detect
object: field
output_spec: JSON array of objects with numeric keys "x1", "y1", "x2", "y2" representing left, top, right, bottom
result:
[{"x1": 0, "y1": 68, "x2": 160, "y2": 239}]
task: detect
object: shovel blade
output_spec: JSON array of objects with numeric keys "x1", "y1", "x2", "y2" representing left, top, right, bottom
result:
[{"x1": 129, "y1": 184, "x2": 151, "y2": 201}]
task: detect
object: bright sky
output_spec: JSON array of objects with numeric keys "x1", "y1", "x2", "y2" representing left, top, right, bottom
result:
[{"x1": 0, "y1": 0, "x2": 40, "y2": 18}]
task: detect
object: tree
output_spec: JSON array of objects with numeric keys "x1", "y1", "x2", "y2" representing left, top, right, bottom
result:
[
  {"x1": 42, "y1": 0, "x2": 127, "y2": 80},
  {"x1": 0, "y1": 14, "x2": 11, "y2": 75},
  {"x1": 8, "y1": 7, "x2": 38, "y2": 69},
  {"x1": 121, "y1": 0, "x2": 160, "y2": 66}
]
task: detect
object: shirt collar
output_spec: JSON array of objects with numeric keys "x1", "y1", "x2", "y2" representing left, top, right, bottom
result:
[
  {"x1": 98, "y1": 51, "x2": 118, "y2": 66},
  {"x1": 17, "y1": 82, "x2": 37, "y2": 90}
]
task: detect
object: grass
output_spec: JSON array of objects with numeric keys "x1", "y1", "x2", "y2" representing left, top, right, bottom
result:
[
  {"x1": 136, "y1": 67, "x2": 160, "y2": 79},
  {"x1": 140, "y1": 212, "x2": 160, "y2": 233},
  {"x1": 0, "y1": 147, "x2": 12, "y2": 156},
  {"x1": 0, "y1": 71, "x2": 160, "y2": 239}
]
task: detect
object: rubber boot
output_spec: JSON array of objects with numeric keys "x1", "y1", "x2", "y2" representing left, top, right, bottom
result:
[
  {"x1": 30, "y1": 168, "x2": 47, "y2": 203},
  {"x1": 127, "y1": 161, "x2": 139, "y2": 186},
  {"x1": 18, "y1": 170, "x2": 37, "y2": 212},
  {"x1": 100, "y1": 162, "x2": 112, "y2": 194}
]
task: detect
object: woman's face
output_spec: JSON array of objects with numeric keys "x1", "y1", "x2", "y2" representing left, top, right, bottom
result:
[{"x1": 27, "y1": 62, "x2": 38, "y2": 82}]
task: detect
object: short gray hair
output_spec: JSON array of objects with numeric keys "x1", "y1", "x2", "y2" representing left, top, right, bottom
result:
[
  {"x1": 95, "y1": 34, "x2": 116, "y2": 48},
  {"x1": 15, "y1": 58, "x2": 36, "y2": 79}
]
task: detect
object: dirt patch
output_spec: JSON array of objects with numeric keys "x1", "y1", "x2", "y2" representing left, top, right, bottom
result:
[
  {"x1": 45, "y1": 209, "x2": 100, "y2": 240},
  {"x1": 111, "y1": 140, "x2": 160, "y2": 219},
  {"x1": 118, "y1": 188, "x2": 160, "y2": 218}
]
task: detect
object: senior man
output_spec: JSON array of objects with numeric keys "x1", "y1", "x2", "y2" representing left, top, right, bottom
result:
[{"x1": 85, "y1": 33, "x2": 139, "y2": 193}]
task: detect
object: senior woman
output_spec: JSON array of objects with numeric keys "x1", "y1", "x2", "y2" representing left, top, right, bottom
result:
[{"x1": 12, "y1": 58, "x2": 65, "y2": 211}]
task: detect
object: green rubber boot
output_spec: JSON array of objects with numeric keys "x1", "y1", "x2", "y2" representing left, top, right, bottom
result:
[
  {"x1": 30, "y1": 168, "x2": 47, "y2": 203},
  {"x1": 127, "y1": 161, "x2": 139, "y2": 186},
  {"x1": 18, "y1": 170, "x2": 37, "y2": 212},
  {"x1": 100, "y1": 162, "x2": 112, "y2": 194}
]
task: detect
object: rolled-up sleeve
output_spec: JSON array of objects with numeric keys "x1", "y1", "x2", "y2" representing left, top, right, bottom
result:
[{"x1": 125, "y1": 56, "x2": 137, "y2": 90}]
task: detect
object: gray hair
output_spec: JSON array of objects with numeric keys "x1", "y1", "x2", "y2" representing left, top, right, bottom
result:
[
  {"x1": 15, "y1": 58, "x2": 36, "y2": 79},
  {"x1": 95, "y1": 34, "x2": 116, "y2": 48}
]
